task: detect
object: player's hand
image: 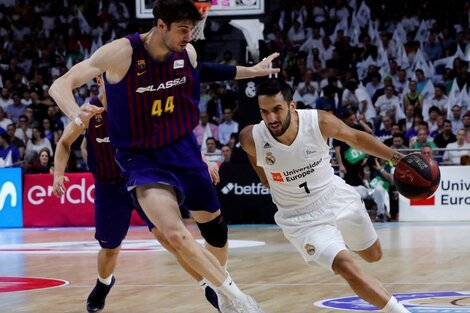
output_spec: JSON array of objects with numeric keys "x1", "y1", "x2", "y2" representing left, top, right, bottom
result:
[
  {"x1": 253, "y1": 52, "x2": 281, "y2": 77},
  {"x1": 339, "y1": 164, "x2": 347, "y2": 174},
  {"x1": 208, "y1": 163, "x2": 220, "y2": 185},
  {"x1": 53, "y1": 175, "x2": 69, "y2": 197},
  {"x1": 77, "y1": 103, "x2": 105, "y2": 124}
]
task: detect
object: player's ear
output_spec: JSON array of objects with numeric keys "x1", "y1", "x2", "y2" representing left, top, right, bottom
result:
[
  {"x1": 156, "y1": 19, "x2": 166, "y2": 31},
  {"x1": 290, "y1": 100, "x2": 296, "y2": 110}
]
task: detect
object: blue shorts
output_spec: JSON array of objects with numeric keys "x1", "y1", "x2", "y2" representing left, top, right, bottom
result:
[
  {"x1": 94, "y1": 180, "x2": 154, "y2": 249},
  {"x1": 115, "y1": 134, "x2": 220, "y2": 213}
]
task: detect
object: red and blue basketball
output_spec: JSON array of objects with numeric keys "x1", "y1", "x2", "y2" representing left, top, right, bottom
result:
[{"x1": 393, "y1": 153, "x2": 441, "y2": 200}]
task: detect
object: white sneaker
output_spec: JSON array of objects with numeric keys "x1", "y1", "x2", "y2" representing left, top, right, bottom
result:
[
  {"x1": 217, "y1": 292, "x2": 238, "y2": 313},
  {"x1": 231, "y1": 295, "x2": 266, "y2": 313},
  {"x1": 218, "y1": 293, "x2": 266, "y2": 313}
]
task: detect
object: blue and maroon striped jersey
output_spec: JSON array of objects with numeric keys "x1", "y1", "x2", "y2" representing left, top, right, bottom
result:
[
  {"x1": 104, "y1": 33, "x2": 201, "y2": 149},
  {"x1": 86, "y1": 96, "x2": 121, "y2": 183}
]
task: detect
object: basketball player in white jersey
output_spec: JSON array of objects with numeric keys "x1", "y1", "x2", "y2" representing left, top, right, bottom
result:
[{"x1": 239, "y1": 79, "x2": 409, "y2": 313}]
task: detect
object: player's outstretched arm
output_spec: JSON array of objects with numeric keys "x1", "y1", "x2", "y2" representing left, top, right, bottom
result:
[
  {"x1": 318, "y1": 111, "x2": 404, "y2": 165},
  {"x1": 239, "y1": 125, "x2": 270, "y2": 187},
  {"x1": 49, "y1": 39, "x2": 129, "y2": 120},
  {"x1": 52, "y1": 108, "x2": 90, "y2": 198}
]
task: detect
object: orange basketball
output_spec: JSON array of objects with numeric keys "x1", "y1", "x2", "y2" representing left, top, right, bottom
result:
[{"x1": 393, "y1": 153, "x2": 441, "y2": 200}]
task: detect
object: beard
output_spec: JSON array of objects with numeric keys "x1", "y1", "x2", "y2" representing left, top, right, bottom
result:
[{"x1": 267, "y1": 110, "x2": 292, "y2": 138}]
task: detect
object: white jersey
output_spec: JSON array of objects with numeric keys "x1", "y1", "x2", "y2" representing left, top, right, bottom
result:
[{"x1": 252, "y1": 109, "x2": 335, "y2": 213}]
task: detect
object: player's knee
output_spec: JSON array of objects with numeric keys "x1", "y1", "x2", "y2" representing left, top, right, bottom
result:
[
  {"x1": 165, "y1": 229, "x2": 191, "y2": 250},
  {"x1": 98, "y1": 239, "x2": 122, "y2": 250},
  {"x1": 151, "y1": 227, "x2": 177, "y2": 254},
  {"x1": 101, "y1": 246, "x2": 121, "y2": 257},
  {"x1": 363, "y1": 248, "x2": 382, "y2": 263},
  {"x1": 332, "y1": 255, "x2": 362, "y2": 281},
  {"x1": 197, "y1": 214, "x2": 228, "y2": 248}
]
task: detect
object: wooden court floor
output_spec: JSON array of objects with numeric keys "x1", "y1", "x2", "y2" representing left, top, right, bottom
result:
[{"x1": 1, "y1": 222, "x2": 470, "y2": 313}]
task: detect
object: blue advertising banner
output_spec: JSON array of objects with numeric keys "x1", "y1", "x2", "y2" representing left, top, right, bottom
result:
[{"x1": 0, "y1": 168, "x2": 23, "y2": 227}]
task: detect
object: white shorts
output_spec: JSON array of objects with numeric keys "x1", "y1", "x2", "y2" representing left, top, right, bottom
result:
[{"x1": 274, "y1": 176, "x2": 378, "y2": 272}]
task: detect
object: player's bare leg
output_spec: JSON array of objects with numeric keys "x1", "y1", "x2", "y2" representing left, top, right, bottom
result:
[
  {"x1": 86, "y1": 247, "x2": 120, "y2": 313},
  {"x1": 332, "y1": 251, "x2": 409, "y2": 312},
  {"x1": 137, "y1": 184, "x2": 266, "y2": 312},
  {"x1": 151, "y1": 227, "x2": 220, "y2": 310}
]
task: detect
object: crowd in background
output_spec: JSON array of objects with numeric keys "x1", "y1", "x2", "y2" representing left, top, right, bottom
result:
[{"x1": 1, "y1": 0, "x2": 470, "y2": 219}]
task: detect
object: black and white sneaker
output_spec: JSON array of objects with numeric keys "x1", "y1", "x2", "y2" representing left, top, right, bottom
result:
[{"x1": 86, "y1": 276, "x2": 115, "y2": 313}]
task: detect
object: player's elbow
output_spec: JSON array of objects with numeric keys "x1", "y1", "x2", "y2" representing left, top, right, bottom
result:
[{"x1": 49, "y1": 78, "x2": 66, "y2": 103}]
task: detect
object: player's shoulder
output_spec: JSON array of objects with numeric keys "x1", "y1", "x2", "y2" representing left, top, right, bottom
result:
[
  {"x1": 239, "y1": 124, "x2": 255, "y2": 146},
  {"x1": 186, "y1": 43, "x2": 197, "y2": 68}
]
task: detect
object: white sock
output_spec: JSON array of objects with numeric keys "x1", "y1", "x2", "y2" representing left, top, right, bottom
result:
[
  {"x1": 382, "y1": 296, "x2": 410, "y2": 313},
  {"x1": 98, "y1": 274, "x2": 113, "y2": 286},
  {"x1": 217, "y1": 274, "x2": 245, "y2": 301}
]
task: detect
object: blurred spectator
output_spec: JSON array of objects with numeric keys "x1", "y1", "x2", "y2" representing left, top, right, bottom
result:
[
  {"x1": 84, "y1": 84, "x2": 100, "y2": 104},
  {"x1": 404, "y1": 115, "x2": 424, "y2": 142},
  {"x1": 0, "y1": 87, "x2": 13, "y2": 110},
  {"x1": 383, "y1": 124, "x2": 404, "y2": 146},
  {"x1": 6, "y1": 92, "x2": 26, "y2": 123},
  {"x1": 415, "y1": 69, "x2": 429, "y2": 94},
  {"x1": 219, "y1": 50, "x2": 237, "y2": 66},
  {"x1": 375, "y1": 85, "x2": 403, "y2": 126},
  {"x1": 6, "y1": 123, "x2": 25, "y2": 160},
  {"x1": 221, "y1": 144, "x2": 232, "y2": 163},
  {"x1": 423, "y1": 33, "x2": 443, "y2": 61},
  {"x1": 294, "y1": 69, "x2": 318, "y2": 108},
  {"x1": 28, "y1": 147, "x2": 54, "y2": 174},
  {"x1": 0, "y1": 107, "x2": 13, "y2": 130},
  {"x1": 462, "y1": 113, "x2": 470, "y2": 143},
  {"x1": 25, "y1": 126, "x2": 53, "y2": 160},
  {"x1": 449, "y1": 104, "x2": 464, "y2": 134},
  {"x1": 287, "y1": 21, "x2": 306, "y2": 49},
  {"x1": 315, "y1": 84, "x2": 336, "y2": 113},
  {"x1": 203, "y1": 137, "x2": 222, "y2": 166},
  {"x1": 218, "y1": 108, "x2": 238, "y2": 145},
  {"x1": 461, "y1": 155, "x2": 470, "y2": 165},
  {"x1": 434, "y1": 119, "x2": 457, "y2": 148},
  {"x1": 334, "y1": 109, "x2": 371, "y2": 186},
  {"x1": 398, "y1": 103, "x2": 415, "y2": 133},
  {"x1": 0, "y1": 128, "x2": 20, "y2": 167},
  {"x1": 426, "y1": 106, "x2": 441, "y2": 134},
  {"x1": 442, "y1": 129, "x2": 470, "y2": 164},
  {"x1": 421, "y1": 144, "x2": 436, "y2": 161},
  {"x1": 365, "y1": 72, "x2": 383, "y2": 99},
  {"x1": 42, "y1": 117, "x2": 59, "y2": 146},
  {"x1": 412, "y1": 128, "x2": 437, "y2": 150},
  {"x1": 193, "y1": 111, "x2": 219, "y2": 150},
  {"x1": 389, "y1": 134, "x2": 406, "y2": 150},
  {"x1": 403, "y1": 80, "x2": 423, "y2": 116},
  {"x1": 394, "y1": 69, "x2": 408, "y2": 96},
  {"x1": 29, "y1": 91, "x2": 48, "y2": 122},
  {"x1": 376, "y1": 115, "x2": 393, "y2": 141},
  {"x1": 424, "y1": 85, "x2": 447, "y2": 118},
  {"x1": 16, "y1": 114, "x2": 32, "y2": 144}
]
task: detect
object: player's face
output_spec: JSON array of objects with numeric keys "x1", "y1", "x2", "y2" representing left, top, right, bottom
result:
[
  {"x1": 259, "y1": 92, "x2": 293, "y2": 138},
  {"x1": 163, "y1": 20, "x2": 194, "y2": 52}
]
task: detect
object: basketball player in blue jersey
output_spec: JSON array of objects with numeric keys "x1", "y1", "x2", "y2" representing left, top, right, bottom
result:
[
  {"x1": 240, "y1": 79, "x2": 410, "y2": 313},
  {"x1": 50, "y1": 0, "x2": 279, "y2": 312},
  {"x1": 53, "y1": 75, "x2": 223, "y2": 312}
]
